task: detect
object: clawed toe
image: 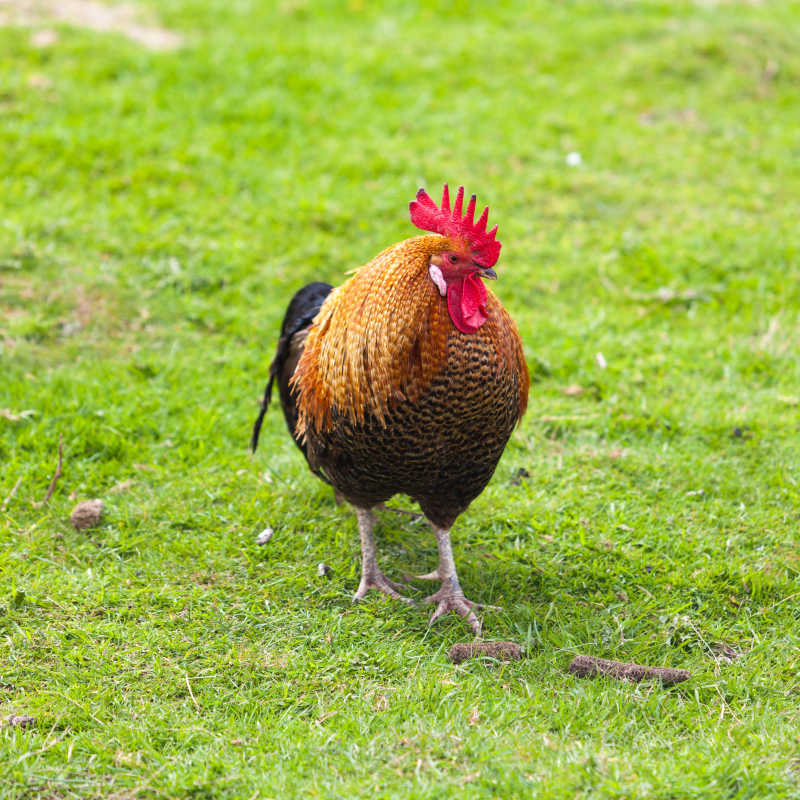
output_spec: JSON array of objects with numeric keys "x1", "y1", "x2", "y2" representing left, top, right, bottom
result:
[
  {"x1": 424, "y1": 582, "x2": 490, "y2": 635},
  {"x1": 430, "y1": 597, "x2": 482, "y2": 635},
  {"x1": 402, "y1": 568, "x2": 441, "y2": 582},
  {"x1": 354, "y1": 570, "x2": 413, "y2": 604}
]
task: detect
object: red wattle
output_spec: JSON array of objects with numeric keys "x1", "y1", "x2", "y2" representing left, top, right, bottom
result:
[{"x1": 446, "y1": 273, "x2": 488, "y2": 334}]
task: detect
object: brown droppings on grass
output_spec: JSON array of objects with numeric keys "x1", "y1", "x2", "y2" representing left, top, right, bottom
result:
[
  {"x1": 568, "y1": 655, "x2": 690, "y2": 685},
  {"x1": 70, "y1": 498, "x2": 104, "y2": 530},
  {"x1": 448, "y1": 640, "x2": 523, "y2": 664}
]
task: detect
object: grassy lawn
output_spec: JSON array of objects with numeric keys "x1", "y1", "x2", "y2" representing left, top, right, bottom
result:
[{"x1": 2, "y1": 0, "x2": 800, "y2": 796}]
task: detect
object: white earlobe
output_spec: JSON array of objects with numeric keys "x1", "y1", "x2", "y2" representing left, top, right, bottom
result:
[{"x1": 428, "y1": 264, "x2": 447, "y2": 296}]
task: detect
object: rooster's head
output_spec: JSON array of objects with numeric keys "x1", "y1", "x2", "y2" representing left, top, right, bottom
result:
[{"x1": 409, "y1": 184, "x2": 501, "y2": 334}]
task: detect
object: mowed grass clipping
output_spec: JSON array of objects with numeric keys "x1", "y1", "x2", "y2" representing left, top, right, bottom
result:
[{"x1": 1, "y1": 0, "x2": 800, "y2": 797}]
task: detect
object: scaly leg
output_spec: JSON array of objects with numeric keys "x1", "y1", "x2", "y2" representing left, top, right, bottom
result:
[
  {"x1": 353, "y1": 508, "x2": 411, "y2": 603},
  {"x1": 423, "y1": 526, "x2": 488, "y2": 635}
]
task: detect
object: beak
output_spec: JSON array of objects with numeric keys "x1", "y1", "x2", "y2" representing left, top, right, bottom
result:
[{"x1": 480, "y1": 267, "x2": 498, "y2": 280}]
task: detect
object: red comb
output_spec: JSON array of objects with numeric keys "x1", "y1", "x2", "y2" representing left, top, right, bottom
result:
[{"x1": 409, "y1": 184, "x2": 501, "y2": 268}]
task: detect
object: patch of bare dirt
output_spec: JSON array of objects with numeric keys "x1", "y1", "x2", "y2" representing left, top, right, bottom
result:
[{"x1": 0, "y1": 0, "x2": 182, "y2": 50}]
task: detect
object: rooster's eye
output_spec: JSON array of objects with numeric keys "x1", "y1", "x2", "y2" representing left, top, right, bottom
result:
[{"x1": 449, "y1": 255, "x2": 458, "y2": 264}]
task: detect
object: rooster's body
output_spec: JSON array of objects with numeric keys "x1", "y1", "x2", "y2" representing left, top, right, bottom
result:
[{"x1": 252, "y1": 186, "x2": 528, "y2": 633}]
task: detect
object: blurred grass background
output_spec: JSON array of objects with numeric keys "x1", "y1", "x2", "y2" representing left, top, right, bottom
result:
[{"x1": 1, "y1": 1, "x2": 800, "y2": 797}]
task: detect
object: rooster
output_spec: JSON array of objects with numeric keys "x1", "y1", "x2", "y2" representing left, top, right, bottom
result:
[{"x1": 251, "y1": 185, "x2": 529, "y2": 633}]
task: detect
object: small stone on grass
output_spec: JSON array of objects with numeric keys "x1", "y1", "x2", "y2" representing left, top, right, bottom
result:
[{"x1": 256, "y1": 527, "x2": 273, "y2": 546}]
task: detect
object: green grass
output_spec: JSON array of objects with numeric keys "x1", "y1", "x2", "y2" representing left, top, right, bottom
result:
[{"x1": 2, "y1": 0, "x2": 800, "y2": 796}]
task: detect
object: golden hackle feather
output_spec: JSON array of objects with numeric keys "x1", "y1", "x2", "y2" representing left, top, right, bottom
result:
[{"x1": 292, "y1": 234, "x2": 528, "y2": 437}]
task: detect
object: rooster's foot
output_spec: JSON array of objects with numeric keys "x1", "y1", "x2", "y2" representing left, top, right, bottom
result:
[
  {"x1": 420, "y1": 525, "x2": 504, "y2": 635},
  {"x1": 424, "y1": 580, "x2": 488, "y2": 635},
  {"x1": 354, "y1": 507, "x2": 413, "y2": 604},
  {"x1": 354, "y1": 568, "x2": 411, "y2": 603},
  {"x1": 425, "y1": 585, "x2": 482, "y2": 635}
]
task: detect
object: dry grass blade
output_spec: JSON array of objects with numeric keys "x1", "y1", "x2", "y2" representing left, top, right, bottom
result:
[
  {"x1": 32, "y1": 434, "x2": 63, "y2": 508},
  {"x1": 2, "y1": 476, "x2": 23, "y2": 509}
]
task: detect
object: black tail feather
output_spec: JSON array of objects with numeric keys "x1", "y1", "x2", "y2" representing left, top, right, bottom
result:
[
  {"x1": 250, "y1": 374, "x2": 275, "y2": 453},
  {"x1": 250, "y1": 281, "x2": 333, "y2": 454}
]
